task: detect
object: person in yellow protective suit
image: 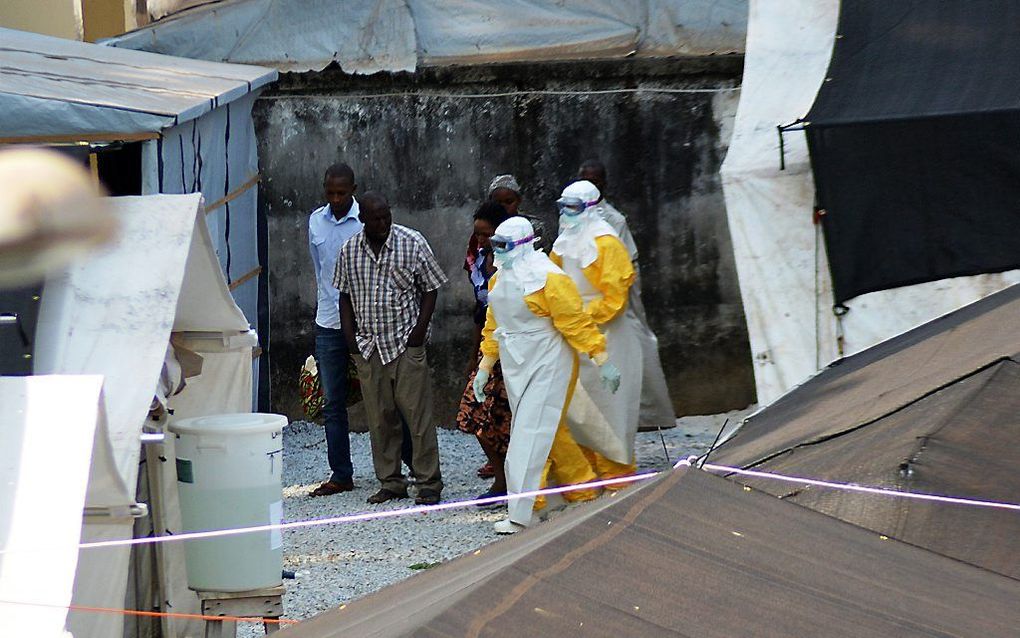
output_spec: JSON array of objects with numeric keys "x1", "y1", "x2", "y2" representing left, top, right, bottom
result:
[
  {"x1": 579, "y1": 159, "x2": 675, "y2": 430},
  {"x1": 551, "y1": 180, "x2": 642, "y2": 483},
  {"x1": 474, "y1": 216, "x2": 621, "y2": 534}
]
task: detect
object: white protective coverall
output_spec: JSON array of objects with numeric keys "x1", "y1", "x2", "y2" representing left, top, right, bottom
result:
[
  {"x1": 594, "y1": 199, "x2": 675, "y2": 428},
  {"x1": 478, "y1": 217, "x2": 612, "y2": 527},
  {"x1": 553, "y1": 181, "x2": 643, "y2": 471}
]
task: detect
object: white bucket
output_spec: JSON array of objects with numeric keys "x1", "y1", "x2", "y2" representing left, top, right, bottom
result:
[{"x1": 168, "y1": 413, "x2": 287, "y2": 592}]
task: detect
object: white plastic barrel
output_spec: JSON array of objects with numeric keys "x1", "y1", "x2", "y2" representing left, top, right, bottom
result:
[{"x1": 168, "y1": 413, "x2": 287, "y2": 592}]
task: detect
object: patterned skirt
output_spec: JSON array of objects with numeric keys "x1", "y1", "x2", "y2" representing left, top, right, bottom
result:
[{"x1": 456, "y1": 360, "x2": 512, "y2": 456}]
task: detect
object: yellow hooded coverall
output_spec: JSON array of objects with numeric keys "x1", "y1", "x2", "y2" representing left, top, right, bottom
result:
[{"x1": 552, "y1": 234, "x2": 638, "y2": 483}]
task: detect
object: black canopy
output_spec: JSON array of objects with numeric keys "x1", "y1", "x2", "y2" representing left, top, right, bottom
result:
[{"x1": 805, "y1": 1, "x2": 1020, "y2": 303}]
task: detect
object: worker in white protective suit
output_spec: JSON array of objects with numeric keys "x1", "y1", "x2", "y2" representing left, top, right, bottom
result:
[
  {"x1": 551, "y1": 180, "x2": 642, "y2": 483},
  {"x1": 579, "y1": 159, "x2": 675, "y2": 430},
  {"x1": 474, "y1": 217, "x2": 621, "y2": 534}
]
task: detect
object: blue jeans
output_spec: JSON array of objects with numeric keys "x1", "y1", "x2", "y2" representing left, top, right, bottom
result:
[{"x1": 315, "y1": 326, "x2": 353, "y2": 483}]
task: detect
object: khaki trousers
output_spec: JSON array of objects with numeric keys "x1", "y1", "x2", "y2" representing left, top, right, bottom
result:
[{"x1": 354, "y1": 345, "x2": 442, "y2": 493}]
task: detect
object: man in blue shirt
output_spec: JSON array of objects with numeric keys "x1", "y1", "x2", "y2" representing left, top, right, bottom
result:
[{"x1": 308, "y1": 163, "x2": 363, "y2": 496}]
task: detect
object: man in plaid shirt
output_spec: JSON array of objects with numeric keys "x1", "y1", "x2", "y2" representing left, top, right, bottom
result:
[{"x1": 336, "y1": 192, "x2": 448, "y2": 505}]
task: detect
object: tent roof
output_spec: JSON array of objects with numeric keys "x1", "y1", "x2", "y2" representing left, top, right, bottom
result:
[
  {"x1": 711, "y1": 283, "x2": 1020, "y2": 579},
  {"x1": 726, "y1": 359, "x2": 1020, "y2": 580},
  {"x1": 102, "y1": 0, "x2": 747, "y2": 74},
  {"x1": 0, "y1": 27, "x2": 277, "y2": 141},
  {"x1": 287, "y1": 468, "x2": 1020, "y2": 637},
  {"x1": 712, "y1": 283, "x2": 1020, "y2": 468}
]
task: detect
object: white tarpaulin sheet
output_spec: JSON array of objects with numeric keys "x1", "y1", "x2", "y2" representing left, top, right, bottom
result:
[
  {"x1": 104, "y1": 0, "x2": 746, "y2": 72},
  {"x1": 32, "y1": 194, "x2": 251, "y2": 638},
  {"x1": 413, "y1": 0, "x2": 747, "y2": 64},
  {"x1": 105, "y1": 0, "x2": 417, "y2": 73},
  {"x1": 0, "y1": 375, "x2": 104, "y2": 638},
  {"x1": 721, "y1": 0, "x2": 1020, "y2": 405}
]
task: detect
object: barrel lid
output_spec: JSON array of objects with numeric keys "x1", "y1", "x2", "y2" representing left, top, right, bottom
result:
[{"x1": 168, "y1": 413, "x2": 287, "y2": 436}]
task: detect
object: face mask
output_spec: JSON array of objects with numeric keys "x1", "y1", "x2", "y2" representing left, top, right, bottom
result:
[
  {"x1": 559, "y1": 211, "x2": 584, "y2": 229},
  {"x1": 493, "y1": 250, "x2": 514, "y2": 269}
]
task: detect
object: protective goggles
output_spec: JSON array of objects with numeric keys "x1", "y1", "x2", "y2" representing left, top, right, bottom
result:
[
  {"x1": 490, "y1": 233, "x2": 535, "y2": 253},
  {"x1": 556, "y1": 196, "x2": 596, "y2": 216}
]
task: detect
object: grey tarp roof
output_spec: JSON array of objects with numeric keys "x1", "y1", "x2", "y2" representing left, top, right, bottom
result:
[
  {"x1": 0, "y1": 27, "x2": 277, "y2": 140},
  {"x1": 102, "y1": 0, "x2": 747, "y2": 74},
  {"x1": 711, "y1": 283, "x2": 1020, "y2": 579},
  {"x1": 284, "y1": 468, "x2": 1020, "y2": 637}
]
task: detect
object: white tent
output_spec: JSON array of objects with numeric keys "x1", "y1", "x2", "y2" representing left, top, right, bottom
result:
[
  {"x1": 720, "y1": 0, "x2": 1020, "y2": 405},
  {"x1": 31, "y1": 193, "x2": 256, "y2": 638},
  {"x1": 103, "y1": 0, "x2": 747, "y2": 73},
  {"x1": 0, "y1": 27, "x2": 277, "y2": 406},
  {"x1": 0, "y1": 375, "x2": 105, "y2": 638}
]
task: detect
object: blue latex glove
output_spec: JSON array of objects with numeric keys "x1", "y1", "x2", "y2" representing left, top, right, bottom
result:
[
  {"x1": 473, "y1": 368, "x2": 490, "y2": 403},
  {"x1": 599, "y1": 361, "x2": 621, "y2": 394}
]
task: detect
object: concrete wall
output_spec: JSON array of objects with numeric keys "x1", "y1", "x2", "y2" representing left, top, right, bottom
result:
[
  {"x1": 256, "y1": 57, "x2": 755, "y2": 426},
  {"x1": 82, "y1": 0, "x2": 136, "y2": 41},
  {"x1": 0, "y1": 0, "x2": 140, "y2": 42},
  {"x1": 0, "y1": 0, "x2": 83, "y2": 40}
]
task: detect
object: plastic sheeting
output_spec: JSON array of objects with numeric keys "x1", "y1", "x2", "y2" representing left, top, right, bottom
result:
[
  {"x1": 720, "y1": 0, "x2": 1020, "y2": 405},
  {"x1": 720, "y1": 0, "x2": 841, "y2": 403},
  {"x1": 0, "y1": 375, "x2": 104, "y2": 638},
  {"x1": 286, "y1": 467, "x2": 1020, "y2": 638},
  {"x1": 152, "y1": 91, "x2": 264, "y2": 337},
  {"x1": 103, "y1": 0, "x2": 747, "y2": 73},
  {"x1": 32, "y1": 194, "x2": 252, "y2": 638}
]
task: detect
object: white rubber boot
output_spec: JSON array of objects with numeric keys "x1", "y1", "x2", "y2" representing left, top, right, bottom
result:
[{"x1": 493, "y1": 519, "x2": 527, "y2": 535}]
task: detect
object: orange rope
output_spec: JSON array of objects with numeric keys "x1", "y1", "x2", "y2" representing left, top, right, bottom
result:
[{"x1": 0, "y1": 599, "x2": 299, "y2": 625}]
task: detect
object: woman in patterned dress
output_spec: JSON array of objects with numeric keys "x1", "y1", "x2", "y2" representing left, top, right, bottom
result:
[{"x1": 456, "y1": 200, "x2": 514, "y2": 502}]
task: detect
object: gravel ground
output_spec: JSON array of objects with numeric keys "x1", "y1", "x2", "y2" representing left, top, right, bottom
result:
[{"x1": 239, "y1": 407, "x2": 753, "y2": 636}]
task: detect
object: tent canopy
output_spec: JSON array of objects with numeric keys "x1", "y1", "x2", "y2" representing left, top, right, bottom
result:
[
  {"x1": 286, "y1": 468, "x2": 1020, "y2": 637},
  {"x1": 102, "y1": 0, "x2": 747, "y2": 73},
  {"x1": 35, "y1": 192, "x2": 249, "y2": 512},
  {"x1": 0, "y1": 27, "x2": 276, "y2": 140},
  {"x1": 805, "y1": 1, "x2": 1020, "y2": 303},
  {"x1": 712, "y1": 283, "x2": 1020, "y2": 579},
  {"x1": 806, "y1": 2, "x2": 1020, "y2": 125}
]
